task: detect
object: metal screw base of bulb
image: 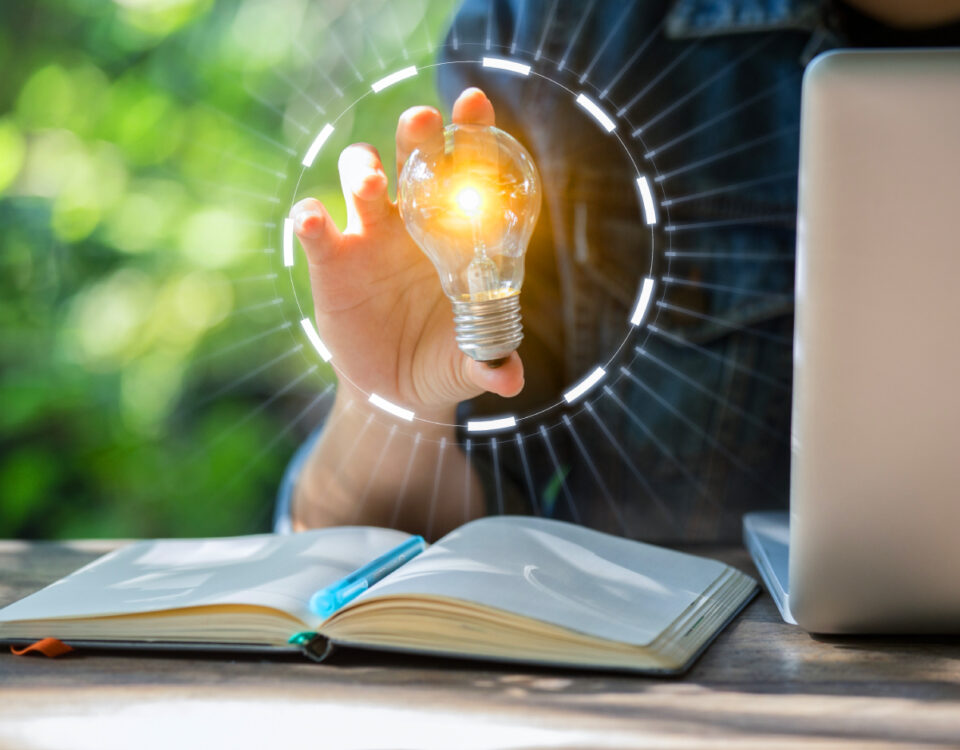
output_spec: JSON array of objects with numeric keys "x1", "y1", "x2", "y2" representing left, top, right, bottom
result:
[{"x1": 452, "y1": 294, "x2": 523, "y2": 364}]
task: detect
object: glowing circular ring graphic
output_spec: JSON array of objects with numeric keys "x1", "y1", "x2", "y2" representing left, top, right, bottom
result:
[{"x1": 276, "y1": 48, "x2": 670, "y2": 436}]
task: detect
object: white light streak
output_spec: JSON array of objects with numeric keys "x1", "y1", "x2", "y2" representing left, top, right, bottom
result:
[
  {"x1": 563, "y1": 366, "x2": 606, "y2": 404},
  {"x1": 283, "y1": 218, "x2": 295, "y2": 268},
  {"x1": 369, "y1": 393, "x2": 415, "y2": 422},
  {"x1": 300, "y1": 318, "x2": 332, "y2": 362},
  {"x1": 636, "y1": 176, "x2": 658, "y2": 225},
  {"x1": 482, "y1": 57, "x2": 531, "y2": 76},
  {"x1": 575, "y1": 93, "x2": 616, "y2": 133},
  {"x1": 370, "y1": 66, "x2": 418, "y2": 93},
  {"x1": 630, "y1": 277, "x2": 656, "y2": 327},
  {"x1": 301, "y1": 123, "x2": 334, "y2": 167},
  {"x1": 467, "y1": 415, "x2": 518, "y2": 433}
]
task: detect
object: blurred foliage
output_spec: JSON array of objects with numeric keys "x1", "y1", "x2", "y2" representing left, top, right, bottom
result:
[{"x1": 0, "y1": 0, "x2": 454, "y2": 539}]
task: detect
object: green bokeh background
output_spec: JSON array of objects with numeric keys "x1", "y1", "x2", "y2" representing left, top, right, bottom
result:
[{"x1": 0, "y1": 0, "x2": 454, "y2": 539}]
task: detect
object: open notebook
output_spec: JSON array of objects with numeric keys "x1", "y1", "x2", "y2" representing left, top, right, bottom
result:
[{"x1": 0, "y1": 517, "x2": 756, "y2": 674}]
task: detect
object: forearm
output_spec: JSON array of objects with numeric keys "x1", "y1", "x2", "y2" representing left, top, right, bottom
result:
[{"x1": 292, "y1": 385, "x2": 485, "y2": 538}]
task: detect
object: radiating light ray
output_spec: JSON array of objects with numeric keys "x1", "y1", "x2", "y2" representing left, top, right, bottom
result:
[
  {"x1": 217, "y1": 383, "x2": 329, "y2": 500},
  {"x1": 634, "y1": 33, "x2": 777, "y2": 134},
  {"x1": 451, "y1": 10, "x2": 460, "y2": 50},
  {"x1": 292, "y1": 40, "x2": 345, "y2": 96},
  {"x1": 351, "y1": 6, "x2": 385, "y2": 70},
  {"x1": 649, "y1": 323, "x2": 790, "y2": 392},
  {"x1": 654, "y1": 126, "x2": 798, "y2": 182},
  {"x1": 664, "y1": 214, "x2": 796, "y2": 232},
  {"x1": 509, "y1": 0, "x2": 527, "y2": 53},
  {"x1": 583, "y1": 400, "x2": 675, "y2": 528},
  {"x1": 490, "y1": 437, "x2": 505, "y2": 515},
  {"x1": 535, "y1": 0, "x2": 560, "y2": 61},
  {"x1": 538, "y1": 425, "x2": 580, "y2": 523},
  {"x1": 561, "y1": 415, "x2": 629, "y2": 535},
  {"x1": 463, "y1": 438, "x2": 474, "y2": 523},
  {"x1": 635, "y1": 347, "x2": 786, "y2": 441},
  {"x1": 244, "y1": 87, "x2": 311, "y2": 135},
  {"x1": 665, "y1": 250, "x2": 793, "y2": 261},
  {"x1": 421, "y1": 17, "x2": 435, "y2": 54},
  {"x1": 329, "y1": 32, "x2": 364, "y2": 81},
  {"x1": 619, "y1": 367, "x2": 781, "y2": 495},
  {"x1": 602, "y1": 386, "x2": 711, "y2": 502},
  {"x1": 201, "y1": 103, "x2": 298, "y2": 156},
  {"x1": 660, "y1": 171, "x2": 796, "y2": 207},
  {"x1": 194, "y1": 321, "x2": 292, "y2": 363},
  {"x1": 206, "y1": 367, "x2": 323, "y2": 450},
  {"x1": 616, "y1": 39, "x2": 702, "y2": 117},
  {"x1": 199, "y1": 344, "x2": 303, "y2": 407},
  {"x1": 661, "y1": 275, "x2": 792, "y2": 301},
  {"x1": 191, "y1": 178, "x2": 281, "y2": 205},
  {"x1": 355, "y1": 424, "x2": 398, "y2": 521},
  {"x1": 225, "y1": 298, "x2": 283, "y2": 318},
  {"x1": 599, "y1": 17, "x2": 665, "y2": 99},
  {"x1": 390, "y1": 433, "x2": 422, "y2": 528},
  {"x1": 644, "y1": 76, "x2": 796, "y2": 156},
  {"x1": 385, "y1": 3, "x2": 410, "y2": 60},
  {"x1": 334, "y1": 411, "x2": 375, "y2": 481},
  {"x1": 557, "y1": 0, "x2": 598, "y2": 72},
  {"x1": 426, "y1": 437, "x2": 448, "y2": 539},
  {"x1": 231, "y1": 273, "x2": 278, "y2": 284},
  {"x1": 580, "y1": 0, "x2": 638, "y2": 83},
  {"x1": 193, "y1": 143, "x2": 286, "y2": 178},
  {"x1": 485, "y1": 0, "x2": 494, "y2": 50},
  {"x1": 514, "y1": 433, "x2": 540, "y2": 516},
  {"x1": 656, "y1": 300, "x2": 792, "y2": 345},
  {"x1": 274, "y1": 70, "x2": 327, "y2": 115}
]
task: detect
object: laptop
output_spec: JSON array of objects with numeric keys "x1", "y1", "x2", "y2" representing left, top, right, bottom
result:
[{"x1": 743, "y1": 49, "x2": 960, "y2": 633}]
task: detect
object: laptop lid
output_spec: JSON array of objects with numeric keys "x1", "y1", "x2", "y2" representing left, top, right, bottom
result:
[{"x1": 789, "y1": 49, "x2": 960, "y2": 633}]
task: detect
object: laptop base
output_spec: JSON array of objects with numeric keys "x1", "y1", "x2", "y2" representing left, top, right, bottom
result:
[{"x1": 742, "y1": 511, "x2": 796, "y2": 625}]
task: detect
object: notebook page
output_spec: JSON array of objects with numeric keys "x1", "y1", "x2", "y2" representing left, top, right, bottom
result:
[
  {"x1": 0, "y1": 527, "x2": 410, "y2": 628},
  {"x1": 358, "y1": 516, "x2": 726, "y2": 646}
]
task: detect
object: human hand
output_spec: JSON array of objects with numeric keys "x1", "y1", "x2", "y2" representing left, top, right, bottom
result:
[{"x1": 291, "y1": 88, "x2": 524, "y2": 420}]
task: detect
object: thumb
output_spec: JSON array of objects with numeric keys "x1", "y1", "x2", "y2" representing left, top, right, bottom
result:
[{"x1": 464, "y1": 352, "x2": 525, "y2": 398}]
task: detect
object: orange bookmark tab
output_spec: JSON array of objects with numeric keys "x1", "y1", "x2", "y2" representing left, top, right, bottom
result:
[{"x1": 11, "y1": 638, "x2": 74, "y2": 658}]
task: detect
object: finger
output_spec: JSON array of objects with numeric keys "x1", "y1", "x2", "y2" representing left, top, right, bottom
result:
[
  {"x1": 452, "y1": 87, "x2": 496, "y2": 126},
  {"x1": 338, "y1": 143, "x2": 391, "y2": 233},
  {"x1": 290, "y1": 198, "x2": 342, "y2": 264},
  {"x1": 396, "y1": 105, "x2": 443, "y2": 177},
  {"x1": 464, "y1": 352, "x2": 524, "y2": 399}
]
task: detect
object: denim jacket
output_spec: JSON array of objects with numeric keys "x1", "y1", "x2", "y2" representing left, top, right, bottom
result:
[{"x1": 278, "y1": 1, "x2": 959, "y2": 542}]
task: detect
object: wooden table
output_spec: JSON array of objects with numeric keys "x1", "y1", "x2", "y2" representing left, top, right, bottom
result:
[{"x1": 1, "y1": 540, "x2": 958, "y2": 749}]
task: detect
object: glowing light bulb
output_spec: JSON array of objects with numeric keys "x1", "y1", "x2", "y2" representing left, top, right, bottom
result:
[{"x1": 398, "y1": 123, "x2": 542, "y2": 364}]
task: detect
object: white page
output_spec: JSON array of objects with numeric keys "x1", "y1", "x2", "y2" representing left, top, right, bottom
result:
[
  {"x1": 358, "y1": 516, "x2": 726, "y2": 646},
  {"x1": 0, "y1": 527, "x2": 411, "y2": 629}
]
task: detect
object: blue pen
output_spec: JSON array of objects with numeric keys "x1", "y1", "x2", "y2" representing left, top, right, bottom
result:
[{"x1": 309, "y1": 535, "x2": 426, "y2": 618}]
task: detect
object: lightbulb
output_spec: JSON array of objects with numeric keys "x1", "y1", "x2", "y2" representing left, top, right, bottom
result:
[{"x1": 398, "y1": 123, "x2": 541, "y2": 364}]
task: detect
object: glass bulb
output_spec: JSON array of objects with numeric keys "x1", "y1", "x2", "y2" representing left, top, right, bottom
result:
[{"x1": 398, "y1": 123, "x2": 542, "y2": 364}]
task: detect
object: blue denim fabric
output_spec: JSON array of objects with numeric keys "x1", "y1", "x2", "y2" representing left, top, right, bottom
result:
[
  {"x1": 277, "y1": 1, "x2": 959, "y2": 542},
  {"x1": 440, "y1": 0, "x2": 812, "y2": 541}
]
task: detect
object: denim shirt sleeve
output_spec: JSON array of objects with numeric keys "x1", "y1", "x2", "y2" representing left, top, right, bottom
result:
[{"x1": 273, "y1": 423, "x2": 326, "y2": 534}]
